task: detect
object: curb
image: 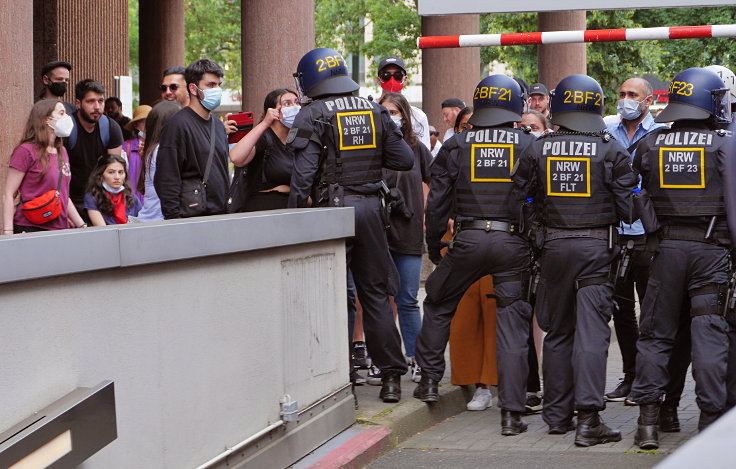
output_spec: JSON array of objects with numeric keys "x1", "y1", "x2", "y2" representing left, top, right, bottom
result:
[{"x1": 300, "y1": 381, "x2": 473, "y2": 468}]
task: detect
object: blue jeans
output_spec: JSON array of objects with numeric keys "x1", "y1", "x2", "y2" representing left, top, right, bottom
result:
[{"x1": 390, "y1": 251, "x2": 423, "y2": 359}]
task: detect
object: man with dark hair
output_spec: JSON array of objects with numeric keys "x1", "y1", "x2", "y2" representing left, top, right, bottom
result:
[
  {"x1": 105, "y1": 97, "x2": 133, "y2": 140},
  {"x1": 63, "y1": 79, "x2": 124, "y2": 221},
  {"x1": 39, "y1": 60, "x2": 76, "y2": 113},
  {"x1": 161, "y1": 66, "x2": 189, "y2": 106},
  {"x1": 528, "y1": 83, "x2": 550, "y2": 118},
  {"x1": 155, "y1": 58, "x2": 230, "y2": 218}
]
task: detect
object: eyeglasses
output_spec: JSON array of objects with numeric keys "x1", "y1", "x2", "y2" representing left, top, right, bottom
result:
[
  {"x1": 160, "y1": 84, "x2": 181, "y2": 92},
  {"x1": 429, "y1": 131, "x2": 439, "y2": 137},
  {"x1": 379, "y1": 71, "x2": 405, "y2": 82}
]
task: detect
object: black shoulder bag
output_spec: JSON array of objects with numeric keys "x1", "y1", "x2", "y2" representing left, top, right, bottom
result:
[{"x1": 180, "y1": 117, "x2": 217, "y2": 218}]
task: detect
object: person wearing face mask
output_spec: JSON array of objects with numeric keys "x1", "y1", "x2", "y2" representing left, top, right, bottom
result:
[
  {"x1": 38, "y1": 60, "x2": 77, "y2": 115},
  {"x1": 228, "y1": 88, "x2": 300, "y2": 212},
  {"x1": 521, "y1": 110, "x2": 552, "y2": 138},
  {"x1": 604, "y1": 77, "x2": 669, "y2": 405},
  {"x1": 154, "y1": 58, "x2": 230, "y2": 219},
  {"x1": 376, "y1": 56, "x2": 431, "y2": 150},
  {"x1": 2, "y1": 99, "x2": 85, "y2": 234},
  {"x1": 84, "y1": 154, "x2": 141, "y2": 226}
]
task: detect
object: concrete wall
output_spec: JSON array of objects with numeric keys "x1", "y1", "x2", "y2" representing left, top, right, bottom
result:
[{"x1": 0, "y1": 209, "x2": 354, "y2": 468}]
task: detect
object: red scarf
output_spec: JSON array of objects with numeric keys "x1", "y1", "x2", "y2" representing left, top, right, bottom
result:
[{"x1": 106, "y1": 191, "x2": 128, "y2": 224}]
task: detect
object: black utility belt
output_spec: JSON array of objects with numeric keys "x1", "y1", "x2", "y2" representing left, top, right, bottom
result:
[
  {"x1": 660, "y1": 225, "x2": 729, "y2": 244},
  {"x1": 545, "y1": 226, "x2": 613, "y2": 242},
  {"x1": 456, "y1": 219, "x2": 514, "y2": 233}
]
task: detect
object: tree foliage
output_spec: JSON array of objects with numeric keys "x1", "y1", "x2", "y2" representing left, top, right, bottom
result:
[{"x1": 315, "y1": 0, "x2": 421, "y2": 77}]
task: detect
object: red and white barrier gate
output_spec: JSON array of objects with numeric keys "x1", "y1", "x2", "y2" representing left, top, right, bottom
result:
[{"x1": 418, "y1": 24, "x2": 736, "y2": 48}]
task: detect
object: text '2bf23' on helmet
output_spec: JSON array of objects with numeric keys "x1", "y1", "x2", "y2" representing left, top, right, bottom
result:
[
  {"x1": 468, "y1": 75, "x2": 524, "y2": 127},
  {"x1": 550, "y1": 74, "x2": 606, "y2": 133},
  {"x1": 294, "y1": 48, "x2": 359, "y2": 100},
  {"x1": 656, "y1": 67, "x2": 731, "y2": 124}
]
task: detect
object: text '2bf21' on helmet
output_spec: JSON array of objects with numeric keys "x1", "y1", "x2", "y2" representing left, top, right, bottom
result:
[
  {"x1": 294, "y1": 48, "x2": 359, "y2": 100},
  {"x1": 550, "y1": 74, "x2": 606, "y2": 133},
  {"x1": 656, "y1": 67, "x2": 731, "y2": 125},
  {"x1": 468, "y1": 75, "x2": 524, "y2": 127}
]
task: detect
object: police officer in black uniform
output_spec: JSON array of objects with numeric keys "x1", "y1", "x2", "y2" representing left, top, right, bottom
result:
[
  {"x1": 287, "y1": 48, "x2": 413, "y2": 402},
  {"x1": 514, "y1": 74, "x2": 637, "y2": 446},
  {"x1": 413, "y1": 75, "x2": 535, "y2": 435},
  {"x1": 630, "y1": 67, "x2": 733, "y2": 448}
]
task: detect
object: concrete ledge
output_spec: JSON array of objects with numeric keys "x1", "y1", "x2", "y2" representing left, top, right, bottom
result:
[{"x1": 0, "y1": 207, "x2": 354, "y2": 284}]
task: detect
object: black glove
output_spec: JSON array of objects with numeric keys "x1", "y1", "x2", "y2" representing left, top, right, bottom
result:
[{"x1": 428, "y1": 248, "x2": 443, "y2": 265}]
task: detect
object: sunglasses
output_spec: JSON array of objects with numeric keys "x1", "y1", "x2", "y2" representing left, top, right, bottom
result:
[
  {"x1": 429, "y1": 131, "x2": 439, "y2": 137},
  {"x1": 160, "y1": 84, "x2": 181, "y2": 92},
  {"x1": 379, "y1": 71, "x2": 405, "y2": 82}
]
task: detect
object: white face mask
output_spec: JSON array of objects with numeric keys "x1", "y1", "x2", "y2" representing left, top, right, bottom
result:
[
  {"x1": 390, "y1": 115, "x2": 402, "y2": 127},
  {"x1": 51, "y1": 114, "x2": 74, "y2": 138},
  {"x1": 138, "y1": 130, "x2": 146, "y2": 140},
  {"x1": 280, "y1": 105, "x2": 300, "y2": 128},
  {"x1": 617, "y1": 97, "x2": 649, "y2": 121},
  {"x1": 531, "y1": 131, "x2": 544, "y2": 138}
]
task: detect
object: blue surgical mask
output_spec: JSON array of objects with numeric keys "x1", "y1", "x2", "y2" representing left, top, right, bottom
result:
[
  {"x1": 280, "y1": 105, "x2": 300, "y2": 128},
  {"x1": 102, "y1": 181, "x2": 125, "y2": 194},
  {"x1": 617, "y1": 97, "x2": 648, "y2": 121},
  {"x1": 197, "y1": 86, "x2": 222, "y2": 111},
  {"x1": 531, "y1": 131, "x2": 544, "y2": 138},
  {"x1": 390, "y1": 115, "x2": 402, "y2": 127}
]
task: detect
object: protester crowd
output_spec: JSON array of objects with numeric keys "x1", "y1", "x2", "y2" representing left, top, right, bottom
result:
[{"x1": 3, "y1": 50, "x2": 736, "y2": 451}]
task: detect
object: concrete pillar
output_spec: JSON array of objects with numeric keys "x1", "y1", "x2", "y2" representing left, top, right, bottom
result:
[
  {"x1": 242, "y1": 0, "x2": 314, "y2": 116},
  {"x1": 537, "y1": 11, "x2": 587, "y2": 90},
  {"x1": 139, "y1": 0, "x2": 185, "y2": 106},
  {"x1": 421, "y1": 15, "x2": 480, "y2": 138},
  {"x1": 0, "y1": 0, "x2": 34, "y2": 231}
]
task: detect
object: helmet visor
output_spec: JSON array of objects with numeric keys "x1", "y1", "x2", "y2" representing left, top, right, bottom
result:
[{"x1": 713, "y1": 87, "x2": 732, "y2": 124}]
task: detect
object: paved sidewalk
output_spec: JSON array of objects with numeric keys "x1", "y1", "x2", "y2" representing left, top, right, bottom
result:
[{"x1": 368, "y1": 344, "x2": 698, "y2": 468}]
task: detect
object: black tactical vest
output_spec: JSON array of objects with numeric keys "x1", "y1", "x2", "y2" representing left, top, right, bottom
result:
[
  {"x1": 316, "y1": 95, "x2": 384, "y2": 186},
  {"x1": 453, "y1": 127, "x2": 533, "y2": 220},
  {"x1": 537, "y1": 132, "x2": 618, "y2": 228},
  {"x1": 643, "y1": 128, "x2": 726, "y2": 218}
]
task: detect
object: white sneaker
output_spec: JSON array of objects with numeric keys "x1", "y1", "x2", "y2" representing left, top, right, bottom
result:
[
  {"x1": 410, "y1": 363, "x2": 422, "y2": 383},
  {"x1": 366, "y1": 365, "x2": 382, "y2": 386},
  {"x1": 466, "y1": 388, "x2": 493, "y2": 411}
]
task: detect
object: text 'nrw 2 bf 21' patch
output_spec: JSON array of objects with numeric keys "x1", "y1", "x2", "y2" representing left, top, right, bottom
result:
[
  {"x1": 547, "y1": 157, "x2": 590, "y2": 197},
  {"x1": 471, "y1": 144, "x2": 513, "y2": 182},
  {"x1": 659, "y1": 147, "x2": 705, "y2": 188},
  {"x1": 337, "y1": 111, "x2": 376, "y2": 150}
]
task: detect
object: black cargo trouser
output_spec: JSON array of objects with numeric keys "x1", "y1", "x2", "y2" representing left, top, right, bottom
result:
[
  {"x1": 415, "y1": 229, "x2": 532, "y2": 412},
  {"x1": 630, "y1": 240, "x2": 730, "y2": 415},
  {"x1": 535, "y1": 236, "x2": 618, "y2": 426},
  {"x1": 345, "y1": 195, "x2": 407, "y2": 376}
]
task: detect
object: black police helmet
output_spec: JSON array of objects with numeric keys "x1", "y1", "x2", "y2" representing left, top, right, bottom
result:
[
  {"x1": 295, "y1": 48, "x2": 359, "y2": 99},
  {"x1": 550, "y1": 74, "x2": 606, "y2": 133},
  {"x1": 468, "y1": 75, "x2": 524, "y2": 127},
  {"x1": 656, "y1": 67, "x2": 731, "y2": 124}
]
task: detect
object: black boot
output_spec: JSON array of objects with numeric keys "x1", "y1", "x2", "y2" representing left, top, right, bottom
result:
[
  {"x1": 501, "y1": 410, "x2": 528, "y2": 436},
  {"x1": 575, "y1": 410, "x2": 622, "y2": 447},
  {"x1": 698, "y1": 410, "x2": 721, "y2": 431},
  {"x1": 379, "y1": 373, "x2": 401, "y2": 403},
  {"x1": 548, "y1": 421, "x2": 575, "y2": 435},
  {"x1": 659, "y1": 404, "x2": 680, "y2": 433},
  {"x1": 634, "y1": 403, "x2": 659, "y2": 449},
  {"x1": 412, "y1": 377, "x2": 439, "y2": 403}
]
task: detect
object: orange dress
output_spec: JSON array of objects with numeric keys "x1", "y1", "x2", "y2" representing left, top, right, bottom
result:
[{"x1": 440, "y1": 229, "x2": 499, "y2": 386}]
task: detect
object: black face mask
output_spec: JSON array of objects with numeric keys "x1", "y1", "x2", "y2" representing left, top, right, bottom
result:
[{"x1": 48, "y1": 81, "x2": 67, "y2": 97}]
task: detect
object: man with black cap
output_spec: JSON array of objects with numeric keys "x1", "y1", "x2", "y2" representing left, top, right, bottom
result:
[
  {"x1": 441, "y1": 97, "x2": 466, "y2": 141},
  {"x1": 38, "y1": 60, "x2": 77, "y2": 114},
  {"x1": 514, "y1": 74, "x2": 637, "y2": 447},
  {"x1": 287, "y1": 47, "x2": 414, "y2": 403},
  {"x1": 376, "y1": 56, "x2": 431, "y2": 150},
  {"x1": 414, "y1": 74, "x2": 535, "y2": 436},
  {"x1": 528, "y1": 83, "x2": 550, "y2": 118}
]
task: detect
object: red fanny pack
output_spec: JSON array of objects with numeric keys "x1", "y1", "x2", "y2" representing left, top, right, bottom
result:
[
  {"x1": 22, "y1": 190, "x2": 62, "y2": 224},
  {"x1": 21, "y1": 153, "x2": 63, "y2": 225}
]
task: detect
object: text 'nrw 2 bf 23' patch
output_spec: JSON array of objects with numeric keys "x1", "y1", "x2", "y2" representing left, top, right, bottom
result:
[
  {"x1": 659, "y1": 147, "x2": 705, "y2": 188},
  {"x1": 471, "y1": 144, "x2": 513, "y2": 182},
  {"x1": 547, "y1": 157, "x2": 590, "y2": 197},
  {"x1": 337, "y1": 111, "x2": 376, "y2": 150}
]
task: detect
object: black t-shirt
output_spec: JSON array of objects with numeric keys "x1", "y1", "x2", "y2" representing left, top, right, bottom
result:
[
  {"x1": 154, "y1": 107, "x2": 229, "y2": 219},
  {"x1": 65, "y1": 113, "x2": 124, "y2": 203},
  {"x1": 246, "y1": 128, "x2": 295, "y2": 194},
  {"x1": 384, "y1": 142, "x2": 433, "y2": 255},
  {"x1": 114, "y1": 115, "x2": 133, "y2": 141}
]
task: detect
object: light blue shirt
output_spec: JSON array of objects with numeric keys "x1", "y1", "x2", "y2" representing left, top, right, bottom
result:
[
  {"x1": 606, "y1": 113, "x2": 668, "y2": 236},
  {"x1": 135, "y1": 146, "x2": 164, "y2": 223}
]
